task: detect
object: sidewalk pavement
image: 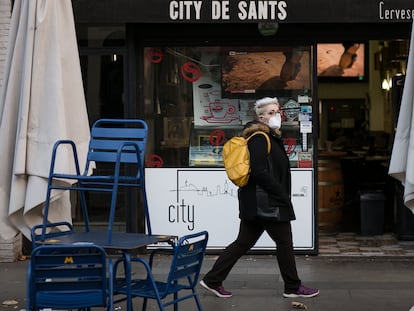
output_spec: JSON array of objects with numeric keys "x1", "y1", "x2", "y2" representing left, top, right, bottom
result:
[{"x1": 2, "y1": 253, "x2": 414, "y2": 311}]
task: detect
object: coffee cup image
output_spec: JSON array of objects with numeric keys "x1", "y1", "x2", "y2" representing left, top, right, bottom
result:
[{"x1": 198, "y1": 84, "x2": 213, "y2": 105}]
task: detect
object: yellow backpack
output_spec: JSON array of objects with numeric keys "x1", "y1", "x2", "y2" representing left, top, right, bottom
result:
[{"x1": 222, "y1": 131, "x2": 271, "y2": 187}]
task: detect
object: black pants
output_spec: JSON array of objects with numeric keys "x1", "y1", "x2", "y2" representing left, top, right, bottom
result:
[{"x1": 203, "y1": 219, "x2": 301, "y2": 292}]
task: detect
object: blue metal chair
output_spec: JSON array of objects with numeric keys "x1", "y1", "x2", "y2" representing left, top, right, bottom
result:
[
  {"x1": 26, "y1": 244, "x2": 113, "y2": 311},
  {"x1": 112, "y1": 231, "x2": 209, "y2": 311},
  {"x1": 30, "y1": 221, "x2": 73, "y2": 250},
  {"x1": 40, "y1": 119, "x2": 150, "y2": 244}
]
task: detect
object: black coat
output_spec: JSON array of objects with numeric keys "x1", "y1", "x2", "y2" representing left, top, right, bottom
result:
[{"x1": 238, "y1": 122, "x2": 296, "y2": 222}]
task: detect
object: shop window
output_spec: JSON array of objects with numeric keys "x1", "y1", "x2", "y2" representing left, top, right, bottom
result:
[
  {"x1": 143, "y1": 46, "x2": 314, "y2": 169},
  {"x1": 320, "y1": 98, "x2": 368, "y2": 150}
]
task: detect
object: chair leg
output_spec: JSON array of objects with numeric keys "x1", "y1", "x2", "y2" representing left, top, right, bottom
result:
[
  {"x1": 155, "y1": 298, "x2": 165, "y2": 311},
  {"x1": 142, "y1": 297, "x2": 148, "y2": 311},
  {"x1": 123, "y1": 253, "x2": 133, "y2": 311},
  {"x1": 193, "y1": 291, "x2": 203, "y2": 311},
  {"x1": 78, "y1": 187, "x2": 90, "y2": 232},
  {"x1": 107, "y1": 184, "x2": 119, "y2": 243},
  {"x1": 41, "y1": 185, "x2": 53, "y2": 240},
  {"x1": 141, "y1": 296, "x2": 165, "y2": 311},
  {"x1": 141, "y1": 183, "x2": 152, "y2": 235},
  {"x1": 174, "y1": 292, "x2": 178, "y2": 311}
]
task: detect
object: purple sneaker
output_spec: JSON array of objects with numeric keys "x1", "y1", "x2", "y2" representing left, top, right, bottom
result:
[
  {"x1": 200, "y1": 280, "x2": 233, "y2": 298},
  {"x1": 283, "y1": 284, "x2": 319, "y2": 298}
]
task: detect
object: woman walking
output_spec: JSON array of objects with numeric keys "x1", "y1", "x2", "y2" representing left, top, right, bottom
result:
[{"x1": 200, "y1": 97, "x2": 319, "y2": 299}]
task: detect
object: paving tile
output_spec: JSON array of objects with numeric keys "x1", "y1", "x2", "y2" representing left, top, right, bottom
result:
[{"x1": 318, "y1": 233, "x2": 414, "y2": 257}]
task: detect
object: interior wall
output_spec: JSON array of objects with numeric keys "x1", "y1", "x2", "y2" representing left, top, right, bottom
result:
[{"x1": 368, "y1": 41, "x2": 386, "y2": 132}]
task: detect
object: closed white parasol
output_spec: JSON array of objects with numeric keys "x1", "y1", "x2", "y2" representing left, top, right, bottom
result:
[{"x1": 0, "y1": 0, "x2": 91, "y2": 241}]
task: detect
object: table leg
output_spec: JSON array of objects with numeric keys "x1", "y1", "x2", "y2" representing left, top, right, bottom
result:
[{"x1": 123, "y1": 252, "x2": 132, "y2": 311}]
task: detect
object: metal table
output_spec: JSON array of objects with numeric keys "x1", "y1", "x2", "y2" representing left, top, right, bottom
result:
[{"x1": 39, "y1": 231, "x2": 175, "y2": 250}]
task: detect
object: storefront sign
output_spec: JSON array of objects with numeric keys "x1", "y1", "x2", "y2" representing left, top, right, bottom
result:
[
  {"x1": 73, "y1": 0, "x2": 414, "y2": 24},
  {"x1": 378, "y1": 1, "x2": 414, "y2": 20},
  {"x1": 169, "y1": 0, "x2": 288, "y2": 22}
]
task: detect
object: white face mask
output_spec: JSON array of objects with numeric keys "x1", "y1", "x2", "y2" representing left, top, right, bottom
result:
[{"x1": 268, "y1": 113, "x2": 281, "y2": 129}]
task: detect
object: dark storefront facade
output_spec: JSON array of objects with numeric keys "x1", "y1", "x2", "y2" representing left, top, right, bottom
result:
[{"x1": 72, "y1": 0, "x2": 413, "y2": 253}]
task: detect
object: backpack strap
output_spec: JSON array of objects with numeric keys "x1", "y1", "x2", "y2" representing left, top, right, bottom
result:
[{"x1": 246, "y1": 131, "x2": 271, "y2": 154}]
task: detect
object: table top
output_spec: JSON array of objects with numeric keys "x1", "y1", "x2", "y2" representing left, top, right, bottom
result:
[{"x1": 39, "y1": 231, "x2": 175, "y2": 251}]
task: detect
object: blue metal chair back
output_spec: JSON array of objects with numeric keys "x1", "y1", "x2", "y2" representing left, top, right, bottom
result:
[
  {"x1": 85, "y1": 118, "x2": 148, "y2": 178},
  {"x1": 113, "y1": 231, "x2": 208, "y2": 311},
  {"x1": 166, "y1": 231, "x2": 209, "y2": 295},
  {"x1": 26, "y1": 244, "x2": 113, "y2": 311},
  {"x1": 40, "y1": 119, "x2": 151, "y2": 244},
  {"x1": 30, "y1": 222, "x2": 73, "y2": 250}
]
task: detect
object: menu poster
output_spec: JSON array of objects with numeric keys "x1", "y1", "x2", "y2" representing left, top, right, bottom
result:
[{"x1": 193, "y1": 76, "x2": 241, "y2": 126}]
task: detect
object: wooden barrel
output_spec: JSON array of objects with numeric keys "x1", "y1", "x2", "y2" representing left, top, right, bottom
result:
[{"x1": 317, "y1": 158, "x2": 344, "y2": 233}]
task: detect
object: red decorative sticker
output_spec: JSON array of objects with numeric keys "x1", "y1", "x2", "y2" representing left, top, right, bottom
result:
[
  {"x1": 181, "y1": 62, "x2": 202, "y2": 82},
  {"x1": 146, "y1": 154, "x2": 164, "y2": 168},
  {"x1": 146, "y1": 48, "x2": 163, "y2": 64},
  {"x1": 283, "y1": 137, "x2": 297, "y2": 157},
  {"x1": 227, "y1": 104, "x2": 237, "y2": 114},
  {"x1": 209, "y1": 129, "x2": 226, "y2": 146}
]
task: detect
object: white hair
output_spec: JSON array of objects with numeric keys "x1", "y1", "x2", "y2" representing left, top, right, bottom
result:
[{"x1": 254, "y1": 97, "x2": 279, "y2": 116}]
